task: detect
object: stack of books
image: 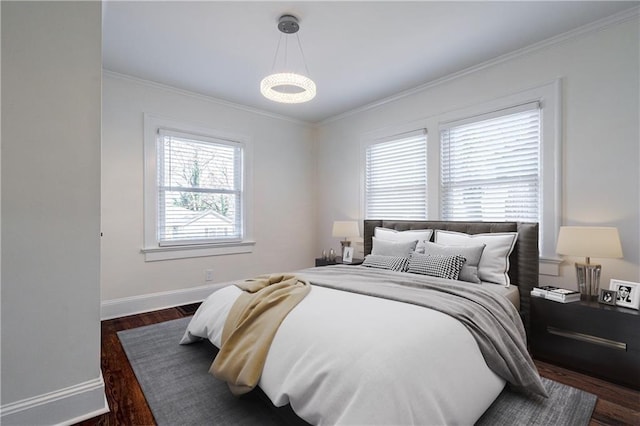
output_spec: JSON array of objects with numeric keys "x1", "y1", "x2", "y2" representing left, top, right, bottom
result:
[{"x1": 530, "y1": 286, "x2": 581, "y2": 303}]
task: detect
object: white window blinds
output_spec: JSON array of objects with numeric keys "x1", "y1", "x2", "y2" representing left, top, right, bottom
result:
[
  {"x1": 365, "y1": 130, "x2": 427, "y2": 219},
  {"x1": 157, "y1": 129, "x2": 243, "y2": 245},
  {"x1": 440, "y1": 103, "x2": 540, "y2": 222}
]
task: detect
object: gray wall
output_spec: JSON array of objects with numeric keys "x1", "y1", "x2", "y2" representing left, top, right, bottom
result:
[{"x1": 1, "y1": 1, "x2": 104, "y2": 423}]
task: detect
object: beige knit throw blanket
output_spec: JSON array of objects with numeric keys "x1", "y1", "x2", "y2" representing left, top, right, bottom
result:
[{"x1": 210, "y1": 274, "x2": 311, "y2": 395}]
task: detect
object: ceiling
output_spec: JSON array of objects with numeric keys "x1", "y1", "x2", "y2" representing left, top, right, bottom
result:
[{"x1": 102, "y1": 1, "x2": 637, "y2": 123}]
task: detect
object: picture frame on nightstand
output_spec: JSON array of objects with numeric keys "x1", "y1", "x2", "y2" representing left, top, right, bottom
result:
[
  {"x1": 342, "y1": 247, "x2": 354, "y2": 264},
  {"x1": 609, "y1": 279, "x2": 640, "y2": 310},
  {"x1": 598, "y1": 288, "x2": 617, "y2": 306}
]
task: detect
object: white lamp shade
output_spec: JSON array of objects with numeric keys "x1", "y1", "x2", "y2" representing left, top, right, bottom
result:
[
  {"x1": 556, "y1": 226, "x2": 623, "y2": 258},
  {"x1": 332, "y1": 221, "x2": 360, "y2": 238}
]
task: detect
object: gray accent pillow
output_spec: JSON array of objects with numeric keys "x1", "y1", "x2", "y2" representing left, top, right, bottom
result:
[
  {"x1": 423, "y1": 241, "x2": 486, "y2": 284},
  {"x1": 407, "y1": 253, "x2": 466, "y2": 280},
  {"x1": 371, "y1": 237, "x2": 418, "y2": 257},
  {"x1": 362, "y1": 255, "x2": 409, "y2": 272}
]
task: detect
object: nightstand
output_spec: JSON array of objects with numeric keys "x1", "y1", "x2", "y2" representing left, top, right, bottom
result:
[
  {"x1": 530, "y1": 296, "x2": 640, "y2": 389},
  {"x1": 315, "y1": 258, "x2": 363, "y2": 267}
]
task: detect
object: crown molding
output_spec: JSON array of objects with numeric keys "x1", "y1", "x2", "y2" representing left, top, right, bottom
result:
[
  {"x1": 102, "y1": 70, "x2": 311, "y2": 126},
  {"x1": 103, "y1": 6, "x2": 638, "y2": 127},
  {"x1": 321, "y1": 6, "x2": 640, "y2": 125}
]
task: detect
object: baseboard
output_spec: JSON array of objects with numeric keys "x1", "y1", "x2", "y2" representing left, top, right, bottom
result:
[
  {"x1": 101, "y1": 282, "x2": 229, "y2": 320},
  {"x1": 0, "y1": 374, "x2": 109, "y2": 426}
]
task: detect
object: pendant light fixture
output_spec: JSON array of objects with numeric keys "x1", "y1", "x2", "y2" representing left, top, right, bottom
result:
[{"x1": 260, "y1": 14, "x2": 316, "y2": 104}]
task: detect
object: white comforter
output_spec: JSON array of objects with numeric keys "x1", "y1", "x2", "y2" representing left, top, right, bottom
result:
[{"x1": 181, "y1": 277, "x2": 506, "y2": 425}]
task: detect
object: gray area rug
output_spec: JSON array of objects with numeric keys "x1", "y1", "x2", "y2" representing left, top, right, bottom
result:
[{"x1": 118, "y1": 317, "x2": 597, "y2": 426}]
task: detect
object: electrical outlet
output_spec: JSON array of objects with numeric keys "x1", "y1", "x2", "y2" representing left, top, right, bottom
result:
[{"x1": 205, "y1": 269, "x2": 214, "y2": 282}]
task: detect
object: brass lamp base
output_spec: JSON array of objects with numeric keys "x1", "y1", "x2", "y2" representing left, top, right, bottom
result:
[{"x1": 575, "y1": 261, "x2": 601, "y2": 300}]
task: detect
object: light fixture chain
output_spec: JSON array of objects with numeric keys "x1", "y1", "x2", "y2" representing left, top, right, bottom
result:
[
  {"x1": 270, "y1": 33, "x2": 284, "y2": 72},
  {"x1": 284, "y1": 34, "x2": 289, "y2": 70},
  {"x1": 296, "y1": 33, "x2": 312, "y2": 78}
]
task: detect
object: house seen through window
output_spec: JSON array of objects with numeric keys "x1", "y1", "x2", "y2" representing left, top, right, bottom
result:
[{"x1": 157, "y1": 129, "x2": 243, "y2": 246}]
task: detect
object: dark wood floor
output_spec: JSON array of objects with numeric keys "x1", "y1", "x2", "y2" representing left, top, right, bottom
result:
[{"x1": 77, "y1": 305, "x2": 640, "y2": 426}]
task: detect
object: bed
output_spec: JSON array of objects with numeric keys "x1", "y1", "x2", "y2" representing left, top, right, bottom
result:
[{"x1": 181, "y1": 220, "x2": 543, "y2": 425}]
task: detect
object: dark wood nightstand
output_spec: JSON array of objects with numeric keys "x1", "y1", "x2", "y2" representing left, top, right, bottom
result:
[
  {"x1": 530, "y1": 296, "x2": 640, "y2": 389},
  {"x1": 315, "y1": 258, "x2": 363, "y2": 267}
]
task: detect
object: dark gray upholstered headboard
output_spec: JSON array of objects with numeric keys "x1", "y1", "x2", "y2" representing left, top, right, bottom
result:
[{"x1": 363, "y1": 220, "x2": 539, "y2": 332}]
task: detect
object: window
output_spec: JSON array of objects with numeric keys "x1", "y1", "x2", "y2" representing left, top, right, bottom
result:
[
  {"x1": 434, "y1": 82, "x2": 561, "y2": 270},
  {"x1": 361, "y1": 81, "x2": 561, "y2": 273},
  {"x1": 143, "y1": 115, "x2": 254, "y2": 261},
  {"x1": 365, "y1": 130, "x2": 427, "y2": 219},
  {"x1": 157, "y1": 129, "x2": 243, "y2": 246},
  {"x1": 440, "y1": 103, "x2": 540, "y2": 222}
]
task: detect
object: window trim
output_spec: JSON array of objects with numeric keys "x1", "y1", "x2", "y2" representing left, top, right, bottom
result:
[
  {"x1": 363, "y1": 129, "x2": 428, "y2": 220},
  {"x1": 156, "y1": 128, "x2": 244, "y2": 247},
  {"x1": 359, "y1": 79, "x2": 562, "y2": 275},
  {"x1": 360, "y1": 120, "x2": 431, "y2": 221},
  {"x1": 434, "y1": 80, "x2": 562, "y2": 272},
  {"x1": 143, "y1": 114, "x2": 254, "y2": 261},
  {"x1": 439, "y1": 101, "x2": 541, "y2": 222}
]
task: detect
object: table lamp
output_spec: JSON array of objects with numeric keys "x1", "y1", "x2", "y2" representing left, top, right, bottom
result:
[
  {"x1": 332, "y1": 221, "x2": 360, "y2": 256},
  {"x1": 556, "y1": 226, "x2": 623, "y2": 300}
]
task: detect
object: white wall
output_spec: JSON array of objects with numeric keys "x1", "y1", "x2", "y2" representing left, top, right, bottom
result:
[
  {"x1": 1, "y1": 2, "x2": 106, "y2": 424},
  {"x1": 101, "y1": 74, "x2": 316, "y2": 310},
  {"x1": 315, "y1": 15, "x2": 640, "y2": 290}
]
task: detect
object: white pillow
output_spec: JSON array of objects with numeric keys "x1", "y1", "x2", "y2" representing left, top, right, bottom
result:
[
  {"x1": 374, "y1": 227, "x2": 433, "y2": 253},
  {"x1": 434, "y1": 230, "x2": 518, "y2": 287},
  {"x1": 371, "y1": 237, "x2": 418, "y2": 257}
]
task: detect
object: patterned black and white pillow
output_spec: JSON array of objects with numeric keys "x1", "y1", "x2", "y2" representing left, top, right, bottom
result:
[
  {"x1": 422, "y1": 241, "x2": 486, "y2": 283},
  {"x1": 407, "y1": 253, "x2": 466, "y2": 280},
  {"x1": 362, "y1": 254, "x2": 409, "y2": 272}
]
